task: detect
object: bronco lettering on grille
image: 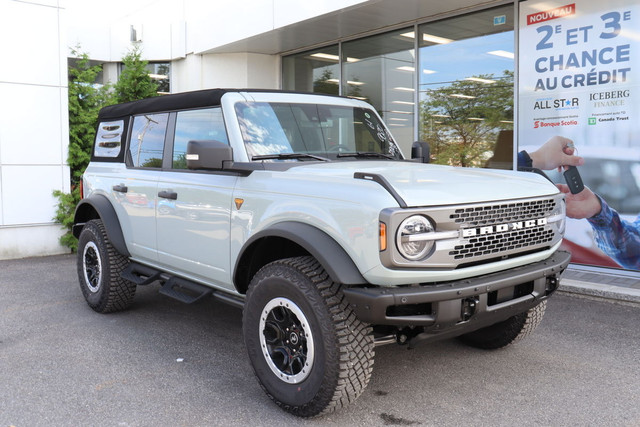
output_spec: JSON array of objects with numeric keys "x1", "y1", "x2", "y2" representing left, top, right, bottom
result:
[{"x1": 461, "y1": 218, "x2": 548, "y2": 238}]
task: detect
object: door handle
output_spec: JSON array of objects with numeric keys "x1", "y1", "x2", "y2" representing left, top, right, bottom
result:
[
  {"x1": 113, "y1": 184, "x2": 128, "y2": 193},
  {"x1": 158, "y1": 190, "x2": 178, "y2": 200}
]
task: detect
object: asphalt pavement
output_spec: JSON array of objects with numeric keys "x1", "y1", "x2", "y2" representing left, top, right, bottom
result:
[{"x1": 1, "y1": 254, "x2": 639, "y2": 426}]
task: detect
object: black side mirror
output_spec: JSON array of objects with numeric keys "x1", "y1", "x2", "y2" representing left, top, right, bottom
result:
[
  {"x1": 187, "y1": 140, "x2": 233, "y2": 170},
  {"x1": 411, "y1": 141, "x2": 430, "y2": 163}
]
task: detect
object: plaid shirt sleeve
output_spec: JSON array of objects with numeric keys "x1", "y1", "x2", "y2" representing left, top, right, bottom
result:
[{"x1": 587, "y1": 195, "x2": 640, "y2": 270}]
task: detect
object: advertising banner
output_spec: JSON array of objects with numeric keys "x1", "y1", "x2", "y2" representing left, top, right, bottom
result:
[{"x1": 518, "y1": 0, "x2": 640, "y2": 270}]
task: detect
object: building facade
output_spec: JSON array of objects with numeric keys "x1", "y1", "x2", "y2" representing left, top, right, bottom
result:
[
  {"x1": 2, "y1": 0, "x2": 639, "y2": 273},
  {"x1": 0, "y1": 0, "x2": 69, "y2": 259}
]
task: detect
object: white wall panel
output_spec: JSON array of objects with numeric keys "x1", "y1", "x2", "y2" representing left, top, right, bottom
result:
[
  {"x1": 0, "y1": 0, "x2": 67, "y2": 257},
  {"x1": 272, "y1": 0, "x2": 367, "y2": 28},
  {"x1": 0, "y1": 84, "x2": 64, "y2": 165},
  {"x1": 1, "y1": 165, "x2": 66, "y2": 226},
  {"x1": 0, "y1": 1, "x2": 62, "y2": 86},
  {"x1": 186, "y1": 0, "x2": 273, "y2": 54},
  {"x1": 0, "y1": 225, "x2": 67, "y2": 260}
]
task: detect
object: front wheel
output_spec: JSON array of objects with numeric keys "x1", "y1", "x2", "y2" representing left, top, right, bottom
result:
[
  {"x1": 243, "y1": 256, "x2": 374, "y2": 417},
  {"x1": 77, "y1": 219, "x2": 135, "y2": 313},
  {"x1": 458, "y1": 300, "x2": 547, "y2": 349}
]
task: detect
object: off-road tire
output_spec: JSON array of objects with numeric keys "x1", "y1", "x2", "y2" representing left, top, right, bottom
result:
[
  {"x1": 458, "y1": 300, "x2": 547, "y2": 349},
  {"x1": 77, "y1": 219, "x2": 135, "y2": 313},
  {"x1": 243, "y1": 256, "x2": 374, "y2": 417}
]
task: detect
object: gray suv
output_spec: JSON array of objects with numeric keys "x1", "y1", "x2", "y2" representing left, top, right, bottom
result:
[{"x1": 73, "y1": 89, "x2": 570, "y2": 417}]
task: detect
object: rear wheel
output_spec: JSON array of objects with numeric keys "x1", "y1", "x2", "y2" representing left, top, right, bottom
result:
[
  {"x1": 77, "y1": 219, "x2": 135, "y2": 313},
  {"x1": 243, "y1": 256, "x2": 374, "y2": 417},
  {"x1": 458, "y1": 301, "x2": 547, "y2": 349}
]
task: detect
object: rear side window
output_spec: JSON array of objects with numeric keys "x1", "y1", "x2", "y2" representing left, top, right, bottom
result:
[
  {"x1": 94, "y1": 120, "x2": 125, "y2": 158},
  {"x1": 172, "y1": 108, "x2": 228, "y2": 169},
  {"x1": 128, "y1": 113, "x2": 169, "y2": 168}
]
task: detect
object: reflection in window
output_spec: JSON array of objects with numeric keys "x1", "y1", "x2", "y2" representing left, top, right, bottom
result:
[
  {"x1": 282, "y1": 46, "x2": 340, "y2": 95},
  {"x1": 173, "y1": 108, "x2": 228, "y2": 169},
  {"x1": 129, "y1": 113, "x2": 168, "y2": 168},
  {"x1": 418, "y1": 5, "x2": 514, "y2": 168},
  {"x1": 234, "y1": 102, "x2": 401, "y2": 160},
  {"x1": 342, "y1": 29, "x2": 415, "y2": 154},
  {"x1": 146, "y1": 62, "x2": 170, "y2": 94}
]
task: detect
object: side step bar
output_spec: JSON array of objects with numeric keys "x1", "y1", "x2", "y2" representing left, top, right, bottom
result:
[
  {"x1": 159, "y1": 276, "x2": 213, "y2": 304},
  {"x1": 121, "y1": 263, "x2": 162, "y2": 286},
  {"x1": 121, "y1": 262, "x2": 244, "y2": 308}
]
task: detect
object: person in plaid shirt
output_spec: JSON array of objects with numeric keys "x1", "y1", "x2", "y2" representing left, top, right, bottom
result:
[
  {"x1": 520, "y1": 136, "x2": 638, "y2": 270},
  {"x1": 557, "y1": 184, "x2": 640, "y2": 270}
]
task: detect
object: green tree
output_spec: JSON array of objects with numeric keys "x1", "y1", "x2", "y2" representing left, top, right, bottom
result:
[
  {"x1": 55, "y1": 45, "x2": 160, "y2": 251},
  {"x1": 114, "y1": 45, "x2": 159, "y2": 103},
  {"x1": 54, "y1": 48, "x2": 114, "y2": 251},
  {"x1": 67, "y1": 49, "x2": 115, "y2": 186},
  {"x1": 420, "y1": 71, "x2": 513, "y2": 167}
]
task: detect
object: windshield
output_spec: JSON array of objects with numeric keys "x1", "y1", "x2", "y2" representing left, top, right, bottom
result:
[{"x1": 234, "y1": 102, "x2": 403, "y2": 161}]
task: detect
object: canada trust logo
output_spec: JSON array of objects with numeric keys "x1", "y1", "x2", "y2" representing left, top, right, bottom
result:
[{"x1": 589, "y1": 117, "x2": 597, "y2": 125}]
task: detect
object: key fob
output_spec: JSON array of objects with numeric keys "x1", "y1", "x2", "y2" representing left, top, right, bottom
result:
[{"x1": 563, "y1": 166, "x2": 584, "y2": 194}]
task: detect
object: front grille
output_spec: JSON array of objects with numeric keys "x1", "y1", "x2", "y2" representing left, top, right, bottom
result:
[
  {"x1": 448, "y1": 198, "x2": 557, "y2": 261},
  {"x1": 380, "y1": 194, "x2": 563, "y2": 269},
  {"x1": 449, "y1": 199, "x2": 556, "y2": 226},
  {"x1": 449, "y1": 226, "x2": 554, "y2": 260}
]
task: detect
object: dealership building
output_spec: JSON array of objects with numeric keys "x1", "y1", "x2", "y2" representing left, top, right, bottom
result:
[{"x1": 1, "y1": 0, "x2": 638, "y2": 274}]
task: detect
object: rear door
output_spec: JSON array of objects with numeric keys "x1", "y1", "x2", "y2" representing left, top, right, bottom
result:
[{"x1": 111, "y1": 113, "x2": 169, "y2": 263}]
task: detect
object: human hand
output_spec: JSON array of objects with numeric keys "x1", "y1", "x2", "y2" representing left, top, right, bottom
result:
[
  {"x1": 529, "y1": 136, "x2": 584, "y2": 170},
  {"x1": 557, "y1": 184, "x2": 602, "y2": 219}
]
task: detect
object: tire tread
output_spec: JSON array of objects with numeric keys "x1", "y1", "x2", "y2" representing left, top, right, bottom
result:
[
  {"x1": 78, "y1": 219, "x2": 135, "y2": 313},
  {"x1": 245, "y1": 256, "x2": 374, "y2": 417}
]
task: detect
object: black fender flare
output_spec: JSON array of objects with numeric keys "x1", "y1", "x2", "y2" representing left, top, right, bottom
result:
[
  {"x1": 235, "y1": 221, "x2": 366, "y2": 288},
  {"x1": 72, "y1": 195, "x2": 130, "y2": 257}
]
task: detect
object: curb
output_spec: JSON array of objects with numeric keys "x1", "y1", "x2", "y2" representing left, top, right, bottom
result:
[{"x1": 559, "y1": 278, "x2": 640, "y2": 306}]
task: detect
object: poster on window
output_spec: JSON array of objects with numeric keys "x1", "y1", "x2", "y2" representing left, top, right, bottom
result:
[{"x1": 518, "y1": 0, "x2": 640, "y2": 270}]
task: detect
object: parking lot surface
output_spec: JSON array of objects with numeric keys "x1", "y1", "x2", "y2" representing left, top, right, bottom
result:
[{"x1": 1, "y1": 254, "x2": 639, "y2": 426}]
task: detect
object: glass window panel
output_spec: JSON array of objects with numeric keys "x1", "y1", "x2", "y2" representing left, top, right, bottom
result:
[
  {"x1": 282, "y1": 45, "x2": 340, "y2": 95},
  {"x1": 129, "y1": 113, "x2": 168, "y2": 168},
  {"x1": 147, "y1": 62, "x2": 170, "y2": 94},
  {"x1": 234, "y1": 102, "x2": 401, "y2": 160},
  {"x1": 341, "y1": 28, "x2": 415, "y2": 155},
  {"x1": 418, "y1": 5, "x2": 514, "y2": 168},
  {"x1": 94, "y1": 120, "x2": 124, "y2": 158},
  {"x1": 173, "y1": 108, "x2": 228, "y2": 169}
]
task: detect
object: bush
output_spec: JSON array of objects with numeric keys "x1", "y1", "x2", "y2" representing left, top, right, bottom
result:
[{"x1": 54, "y1": 46, "x2": 158, "y2": 251}]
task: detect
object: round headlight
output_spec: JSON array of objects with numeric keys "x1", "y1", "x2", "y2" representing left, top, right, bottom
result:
[
  {"x1": 396, "y1": 215, "x2": 435, "y2": 261},
  {"x1": 558, "y1": 199, "x2": 566, "y2": 234}
]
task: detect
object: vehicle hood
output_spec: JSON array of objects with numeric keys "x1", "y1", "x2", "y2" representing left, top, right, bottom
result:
[{"x1": 288, "y1": 161, "x2": 559, "y2": 207}]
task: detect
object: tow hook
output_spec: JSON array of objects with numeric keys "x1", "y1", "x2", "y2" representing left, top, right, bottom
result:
[
  {"x1": 461, "y1": 297, "x2": 479, "y2": 321},
  {"x1": 546, "y1": 276, "x2": 559, "y2": 294}
]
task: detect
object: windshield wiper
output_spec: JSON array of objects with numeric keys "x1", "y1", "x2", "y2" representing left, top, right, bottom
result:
[
  {"x1": 336, "y1": 151, "x2": 395, "y2": 160},
  {"x1": 252, "y1": 153, "x2": 330, "y2": 162}
]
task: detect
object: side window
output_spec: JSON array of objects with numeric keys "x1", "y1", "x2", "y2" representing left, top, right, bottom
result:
[
  {"x1": 173, "y1": 108, "x2": 228, "y2": 169},
  {"x1": 94, "y1": 120, "x2": 125, "y2": 158},
  {"x1": 128, "y1": 113, "x2": 169, "y2": 168}
]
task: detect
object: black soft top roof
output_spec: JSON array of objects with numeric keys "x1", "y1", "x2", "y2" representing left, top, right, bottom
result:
[
  {"x1": 97, "y1": 88, "x2": 338, "y2": 121},
  {"x1": 98, "y1": 89, "x2": 229, "y2": 120}
]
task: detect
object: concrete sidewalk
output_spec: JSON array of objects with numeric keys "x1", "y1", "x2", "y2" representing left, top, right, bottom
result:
[{"x1": 560, "y1": 265, "x2": 640, "y2": 305}]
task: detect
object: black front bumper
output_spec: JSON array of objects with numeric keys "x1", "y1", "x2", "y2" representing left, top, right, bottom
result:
[{"x1": 343, "y1": 250, "x2": 571, "y2": 335}]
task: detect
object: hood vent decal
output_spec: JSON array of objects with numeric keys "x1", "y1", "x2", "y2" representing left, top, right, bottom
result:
[{"x1": 354, "y1": 172, "x2": 407, "y2": 208}]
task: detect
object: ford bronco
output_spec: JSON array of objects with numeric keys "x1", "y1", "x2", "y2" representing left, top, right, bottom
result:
[{"x1": 73, "y1": 89, "x2": 570, "y2": 417}]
